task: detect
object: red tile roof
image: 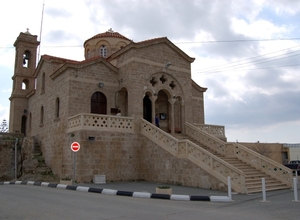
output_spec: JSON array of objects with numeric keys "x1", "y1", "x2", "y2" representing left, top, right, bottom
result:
[{"x1": 84, "y1": 29, "x2": 132, "y2": 46}]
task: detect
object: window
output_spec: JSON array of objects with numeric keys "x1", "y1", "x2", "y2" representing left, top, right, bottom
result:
[
  {"x1": 23, "y1": 50, "x2": 30, "y2": 68},
  {"x1": 21, "y1": 115, "x2": 27, "y2": 135},
  {"x1": 55, "y1": 97, "x2": 60, "y2": 118},
  {"x1": 22, "y1": 79, "x2": 29, "y2": 90},
  {"x1": 41, "y1": 72, "x2": 45, "y2": 93},
  {"x1": 40, "y1": 106, "x2": 44, "y2": 124},
  {"x1": 29, "y1": 113, "x2": 32, "y2": 130},
  {"x1": 100, "y1": 45, "x2": 107, "y2": 58},
  {"x1": 87, "y1": 49, "x2": 91, "y2": 59},
  {"x1": 91, "y1": 92, "x2": 107, "y2": 114}
]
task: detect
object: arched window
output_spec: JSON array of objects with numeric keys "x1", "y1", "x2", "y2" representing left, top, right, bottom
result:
[
  {"x1": 91, "y1": 92, "x2": 107, "y2": 114},
  {"x1": 22, "y1": 79, "x2": 29, "y2": 90},
  {"x1": 21, "y1": 115, "x2": 27, "y2": 135},
  {"x1": 41, "y1": 72, "x2": 45, "y2": 93},
  {"x1": 23, "y1": 50, "x2": 30, "y2": 68},
  {"x1": 100, "y1": 45, "x2": 107, "y2": 58},
  {"x1": 55, "y1": 97, "x2": 60, "y2": 118},
  {"x1": 87, "y1": 49, "x2": 90, "y2": 59},
  {"x1": 40, "y1": 106, "x2": 44, "y2": 124},
  {"x1": 29, "y1": 113, "x2": 32, "y2": 130}
]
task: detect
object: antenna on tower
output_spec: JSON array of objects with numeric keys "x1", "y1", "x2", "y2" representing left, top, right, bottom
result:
[{"x1": 37, "y1": 0, "x2": 45, "y2": 64}]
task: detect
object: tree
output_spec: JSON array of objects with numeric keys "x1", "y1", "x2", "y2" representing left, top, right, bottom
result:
[
  {"x1": 252, "y1": 143, "x2": 273, "y2": 158},
  {"x1": 0, "y1": 119, "x2": 8, "y2": 133}
]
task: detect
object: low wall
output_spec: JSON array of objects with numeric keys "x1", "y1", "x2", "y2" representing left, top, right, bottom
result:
[
  {"x1": 60, "y1": 130, "x2": 224, "y2": 191},
  {"x1": 0, "y1": 133, "x2": 23, "y2": 181}
]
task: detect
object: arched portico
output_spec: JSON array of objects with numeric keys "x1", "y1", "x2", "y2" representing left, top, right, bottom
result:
[
  {"x1": 143, "y1": 88, "x2": 183, "y2": 134},
  {"x1": 143, "y1": 72, "x2": 185, "y2": 134}
]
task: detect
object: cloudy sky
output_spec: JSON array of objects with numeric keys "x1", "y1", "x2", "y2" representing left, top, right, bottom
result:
[{"x1": 0, "y1": 0, "x2": 299, "y2": 143}]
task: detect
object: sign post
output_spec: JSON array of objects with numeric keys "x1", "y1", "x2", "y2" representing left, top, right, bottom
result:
[{"x1": 71, "y1": 142, "x2": 80, "y2": 183}]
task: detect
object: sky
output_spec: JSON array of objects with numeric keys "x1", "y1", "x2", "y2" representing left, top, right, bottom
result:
[{"x1": 0, "y1": 0, "x2": 299, "y2": 143}]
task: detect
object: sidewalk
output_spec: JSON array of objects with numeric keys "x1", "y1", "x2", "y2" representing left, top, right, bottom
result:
[
  {"x1": 76, "y1": 181, "x2": 230, "y2": 197},
  {"x1": 75, "y1": 179, "x2": 299, "y2": 202}
]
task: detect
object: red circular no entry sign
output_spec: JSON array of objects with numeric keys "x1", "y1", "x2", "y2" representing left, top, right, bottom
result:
[{"x1": 71, "y1": 142, "x2": 80, "y2": 152}]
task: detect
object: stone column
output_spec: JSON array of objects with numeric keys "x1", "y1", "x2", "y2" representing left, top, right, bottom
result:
[
  {"x1": 180, "y1": 99, "x2": 185, "y2": 135},
  {"x1": 168, "y1": 98, "x2": 176, "y2": 134},
  {"x1": 150, "y1": 95, "x2": 157, "y2": 126}
]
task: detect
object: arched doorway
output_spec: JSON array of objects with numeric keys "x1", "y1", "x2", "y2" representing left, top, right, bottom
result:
[
  {"x1": 91, "y1": 92, "x2": 107, "y2": 114},
  {"x1": 156, "y1": 90, "x2": 169, "y2": 131},
  {"x1": 116, "y1": 88, "x2": 128, "y2": 116},
  {"x1": 143, "y1": 95, "x2": 152, "y2": 123},
  {"x1": 21, "y1": 115, "x2": 27, "y2": 135}
]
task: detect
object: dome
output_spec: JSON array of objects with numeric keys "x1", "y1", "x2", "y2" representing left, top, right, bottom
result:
[
  {"x1": 83, "y1": 28, "x2": 132, "y2": 60},
  {"x1": 84, "y1": 28, "x2": 132, "y2": 46}
]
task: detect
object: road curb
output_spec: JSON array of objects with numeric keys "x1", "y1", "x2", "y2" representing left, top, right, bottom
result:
[{"x1": 0, "y1": 181, "x2": 231, "y2": 202}]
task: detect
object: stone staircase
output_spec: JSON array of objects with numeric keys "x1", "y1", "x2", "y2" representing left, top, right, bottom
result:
[
  {"x1": 141, "y1": 119, "x2": 292, "y2": 194},
  {"x1": 177, "y1": 134, "x2": 290, "y2": 194},
  {"x1": 19, "y1": 139, "x2": 59, "y2": 182}
]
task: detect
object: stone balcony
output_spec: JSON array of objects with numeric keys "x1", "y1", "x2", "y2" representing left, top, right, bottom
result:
[{"x1": 67, "y1": 113, "x2": 134, "y2": 133}]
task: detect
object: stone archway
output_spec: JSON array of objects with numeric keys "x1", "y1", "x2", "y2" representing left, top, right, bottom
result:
[
  {"x1": 116, "y1": 87, "x2": 128, "y2": 116},
  {"x1": 156, "y1": 90, "x2": 169, "y2": 132},
  {"x1": 143, "y1": 94, "x2": 152, "y2": 123},
  {"x1": 91, "y1": 92, "x2": 107, "y2": 114}
]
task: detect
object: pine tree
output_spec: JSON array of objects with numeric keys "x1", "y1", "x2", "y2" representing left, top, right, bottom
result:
[{"x1": 0, "y1": 119, "x2": 8, "y2": 133}]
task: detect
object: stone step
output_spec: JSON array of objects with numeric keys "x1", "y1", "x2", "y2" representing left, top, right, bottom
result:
[{"x1": 175, "y1": 134, "x2": 290, "y2": 193}]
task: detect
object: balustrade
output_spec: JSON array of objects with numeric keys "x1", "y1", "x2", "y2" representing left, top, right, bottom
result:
[
  {"x1": 67, "y1": 113, "x2": 134, "y2": 133},
  {"x1": 231, "y1": 143, "x2": 292, "y2": 186},
  {"x1": 141, "y1": 119, "x2": 247, "y2": 193}
]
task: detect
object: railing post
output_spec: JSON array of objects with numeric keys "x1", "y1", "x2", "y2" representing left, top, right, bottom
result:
[
  {"x1": 80, "y1": 114, "x2": 84, "y2": 128},
  {"x1": 261, "y1": 178, "x2": 267, "y2": 202},
  {"x1": 227, "y1": 176, "x2": 232, "y2": 201},
  {"x1": 293, "y1": 177, "x2": 298, "y2": 202}
]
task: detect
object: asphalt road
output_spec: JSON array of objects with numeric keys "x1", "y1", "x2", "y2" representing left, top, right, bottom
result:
[{"x1": 0, "y1": 184, "x2": 299, "y2": 220}]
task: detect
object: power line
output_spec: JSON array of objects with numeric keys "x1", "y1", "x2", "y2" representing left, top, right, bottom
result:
[
  {"x1": 196, "y1": 45, "x2": 300, "y2": 72},
  {"x1": 195, "y1": 45, "x2": 300, "y2": 74},
  {"x1": 175, "y1": 38, "x2": 300, "y2": 44},
  {"x1": 195, "y1": 63, "x2": 300, "y2": 74},
  {"x1": 1, "y1": 37, "x2": 300, "y2": 49},
  {"x1": 197, "y1": 51, "x2": 300, "y2": 74}
]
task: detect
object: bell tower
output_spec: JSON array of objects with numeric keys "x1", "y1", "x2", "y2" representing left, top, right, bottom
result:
[{"x1": 9, "y1": 29, "x2": 40, "y2": 134}]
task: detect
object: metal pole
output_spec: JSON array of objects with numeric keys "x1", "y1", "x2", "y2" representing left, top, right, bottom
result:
[
  {"x1": 262, "y1": 178, "x2": 267, "y2": 202},
  {"x1": 293, "y1": 177, "x2": 298, "y2": 202},
  {"x1": 14, "y1": 138, "x2": 18, "y2": 179},
  {"x1": 73, "y1": 152, "x2": 76, "y2": 183},
  {"x1": 227, "y1": 176, "x2": 232, "y2": 201}
]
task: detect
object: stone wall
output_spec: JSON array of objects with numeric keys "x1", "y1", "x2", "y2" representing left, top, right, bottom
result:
[
  {"x1": 58, "y1": 130, "x2": 224, "y2": 191},
  {"x1": 240, "y1": 142, "x2": 283, "y2": 164},
  {"x1": 0, "y1": 133, "x2": 23, "y2": 181}
]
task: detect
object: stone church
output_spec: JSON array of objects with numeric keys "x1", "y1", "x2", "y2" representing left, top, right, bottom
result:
[{"x1": 9, "y1": 29, "x2": 292, "y2": 193}]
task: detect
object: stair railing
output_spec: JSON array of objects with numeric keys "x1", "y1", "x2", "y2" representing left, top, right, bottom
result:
[
  {"x1": 186, "y1": 123, "x2": 227, "y2": 156},
  {"x1": 186, "y1": 122, "x2": 293, "y2": 187},
  {"x1": 141, "y1": 119, "x2": 247, "y2": 193},
  {"x1": 230, "y1": 142, "x2": 293, "y2": 186}
]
